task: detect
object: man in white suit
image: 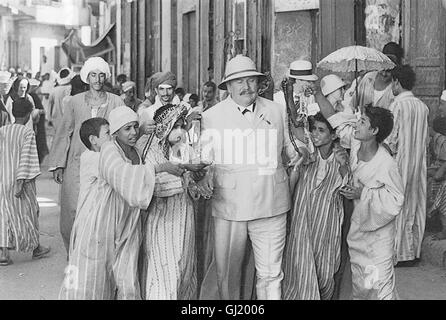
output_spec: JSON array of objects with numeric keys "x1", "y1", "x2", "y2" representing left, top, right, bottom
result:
[{"x1": 200, "y1": 55, "x2": 308, "y2": 300}]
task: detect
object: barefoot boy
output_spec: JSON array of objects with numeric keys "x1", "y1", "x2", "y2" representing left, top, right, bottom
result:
[{"x1": 0, "y1": 98, "x2": 50, "y2": 266}]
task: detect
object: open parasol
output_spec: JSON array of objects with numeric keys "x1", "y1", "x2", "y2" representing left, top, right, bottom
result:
[{"x1": 317, "y1": 45, "x2": 396, "y2": 109}]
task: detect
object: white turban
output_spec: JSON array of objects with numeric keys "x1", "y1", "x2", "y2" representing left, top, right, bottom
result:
[
  {"x1": 109, "y1": 106, "x2": 139, "y2": 135},
  {"x1": 80, "y1": 57, "x2": 111, "y2": 84}
]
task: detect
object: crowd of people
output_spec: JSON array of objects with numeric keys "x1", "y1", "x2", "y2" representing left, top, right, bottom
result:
[{"x1": 0, "y1": 40, "x2": 446, "y2": 301}]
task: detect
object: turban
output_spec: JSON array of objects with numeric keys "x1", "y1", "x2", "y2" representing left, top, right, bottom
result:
[
  {"x1": 0, "y1": 71, "x2": 11, "y2": 84},
  {"x1": 12, "y1": 98, "x2": 33, "y2": 118},
  {"x1": 151, "y1": 71, "x2": 177, "y2": 90},
  {"x1": 154, "y1": 104, "x2": 188, "y2": 141},
  {"x1": 80, "y1": 57, "x2": 111, "y2": 84},
  {"x1": 122, "y1": 81, "x2": 136, "y2": 93},
  {"x1": 153, "y1": 104, "x2": 188, "y2": 159},
  {"x1": 28, "y1": 78, "x2": 41, "y2": 87},
  {"x1": 109, "y1": 106, "x2": 139, "y2": 135},
  {"x1": 57, "y1": 67, "x2": 74, "y2": 85}
]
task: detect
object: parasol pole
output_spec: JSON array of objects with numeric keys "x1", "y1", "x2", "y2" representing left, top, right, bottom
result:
[
  {"x1": 355, "y1": 58, "x2": 359, "y2": 112},
  {"x1": 354, "y1": 0, "x2": 359, "y2": 111}
]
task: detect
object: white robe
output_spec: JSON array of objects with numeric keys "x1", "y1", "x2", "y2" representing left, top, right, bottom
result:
[{"x1": 328, "y1": 115, "x2": 404, "y2": 300}]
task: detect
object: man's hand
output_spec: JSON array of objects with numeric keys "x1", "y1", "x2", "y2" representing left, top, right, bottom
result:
[
  {"x1": 196, "y1": 174, "x2": 214, "y2": 199},
  {"x1": 185, "y1": 112, "x2": 201, "y2": 131},
  {"x1": 14, "y1": 180, "x2": 25, "y2": 198},
  {"x1": 190, "y1": 170, "x2": 207, "y2": 182},
  {"x1": 53, "y1": 168, "x2": 64, "y2": 184},
  {"x1": 180, "y1": 162, "x2": 211, "y2": 173},
  {"x1": 334, "y1": 146, "x2": 349, "y2": 167},
  {"x1": 156, "y1": 162, "x2": 185, "y2": 177},
  {"x1": 340, "y1": 184, "x2": 364, "y2": 200}
]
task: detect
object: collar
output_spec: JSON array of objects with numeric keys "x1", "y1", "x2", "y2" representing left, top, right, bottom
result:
[
  {"x1": 229, "y1": 97, "x2": 256, "y2": 113},
  {"x1": 395, "y1": 91, "x2": 414, "y2": 102}
]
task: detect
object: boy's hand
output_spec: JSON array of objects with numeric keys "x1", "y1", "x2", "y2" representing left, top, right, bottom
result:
[
  {"x1": 334, "y1": 146, "x2": 349, "y2": 167},
  {"x1": 53, "y1": 168, "x2": 64, "y2": 184},
  {"x1": 14, "y1": 180, "x2": 25, "y2": 198},
  {"x1": 340, "y1": 184, "x2": 364, "y2": 200}
]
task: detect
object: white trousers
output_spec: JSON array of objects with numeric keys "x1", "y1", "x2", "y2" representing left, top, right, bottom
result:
[{"x1": 213, "y1": 214, "x2": 287, "y2": 300}]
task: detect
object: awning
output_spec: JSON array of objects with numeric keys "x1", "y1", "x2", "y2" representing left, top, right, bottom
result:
[{"x1": 61, "y1": 23, "x2": 116, "y2": 65}]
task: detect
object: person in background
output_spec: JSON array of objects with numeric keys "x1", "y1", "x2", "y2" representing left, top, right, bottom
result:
[
  {"x1": 28, "y1": 79, "x2": 49, "y2": 164},
  {"x1": 0, "y1": 98, "x2": 51, "y2": 266},
  {"x1": 273, "y1": 60, "x2": 319, "y2": 108},
  {"x1": 139, "y1": 72, "x2": 179, "y2": 128},
  {"x1": 175, "y1": 87, "x2": 186, "y2": 102},
  {"x1": 321, "y1": 75, "x2": 349, "y2": 114},
  {"x1": 386, "y1": 65, "x2": 429, "y2": 266},
  {"x1": 383, "y1": 42, "x2": 405, "y2": 66},
  {"x1": 40, "y1": 73, "x2": 54, "y2": 116},
  {"x1": 5, "y1": 77, "x2": 42, "y2": 131},
  {"x1": 138, "y1": 73, "x2": 160, "y2": 114},
  {"x1": 0, "y1": 71, "x2": 12, "y2": 127},
  {"x1": 428, "y1": 112, "x2": 446, "y2": 241},
  {"x1": 188, "y1": 94, "x2": 199, "y2": 110},
  {"x1": 114, "y1": 74, "x2": 127, "y2": 96},
  {"x1": 121, "y1": 81, "x2": 142, "y2": 112},
  {"x1": 103, "y1": 81, "x2": 114, "y2": 94},
  {"x1": 200, "y1": 81, "x2": 218, "y2": 112},
  {"x1": 48, "y1": 68, "x2": 74, "y2": 132},
  {"x1": 48, "y1": 57, "x2": 123, "y2": 254},
  {"x1": 350, "y1": 42, "x2": 404, "y2": 111}
]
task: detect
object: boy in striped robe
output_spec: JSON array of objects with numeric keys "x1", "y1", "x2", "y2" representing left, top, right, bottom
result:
[
  {"x1": 283, "y1": 113, "x2": 348, "y2": 300},
  {"x1": 0, "y1": 98, "x2": 50, "y2": 266},
  {"x1": 59, "y1": 107, "x2": 156, "y2": 300}
]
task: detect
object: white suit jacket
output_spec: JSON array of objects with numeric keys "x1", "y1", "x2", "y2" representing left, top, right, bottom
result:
[{"x1": 201, "y1": 96, "x2": 304, "y2": 222}]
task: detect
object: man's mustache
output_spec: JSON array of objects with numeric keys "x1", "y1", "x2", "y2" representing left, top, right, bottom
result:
[{"x1": 240, "y1": 90, "x2": 256, "y2": 95}]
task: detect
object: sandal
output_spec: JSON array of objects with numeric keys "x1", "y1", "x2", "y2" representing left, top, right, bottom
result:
[
  {"x1": 32, "y1": 246, "x2": 51, "y2": 260},
  {"x1": 0, "y1": 257, "x2": 12, "y2": 266}
]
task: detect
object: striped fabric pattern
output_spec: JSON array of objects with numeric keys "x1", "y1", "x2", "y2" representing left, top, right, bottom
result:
[
  {"x1": 283, "y1": 153, "x2": 344, "y2": 300},
  {"x1": 59, "y1": 140, "x2": 155, "y2": 300},
  {"x1": 387, "y1": 92, "x2": 429, "y2": 262},
  {"x1": 431, "y1": 182, "x2": 446, "y2": 219},
  {"x1": 0, "y1": 124, "x2": 41, "y2": 252},
  {"x1": 139, "y1": 136, "x2": 197, "y2": 300}
]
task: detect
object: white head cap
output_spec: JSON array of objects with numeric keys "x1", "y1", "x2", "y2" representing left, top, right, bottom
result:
[
  {"x1": 80, "y1": 57, "x2": 111, "y2": 84},
  {"x1": 108, "y1": 106, "x2": 139, "y2": 135}
]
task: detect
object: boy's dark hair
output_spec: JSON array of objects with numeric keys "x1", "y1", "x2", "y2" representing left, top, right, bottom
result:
[
  {"x1": 117, "y1": 74, "x2": 127, "y2": 83},
  {"x1": 433, "y1": 116, "x2": 446, "y2": 137},
  {"x1": 383, "y1": 42, "x2": 404, "y2": 65},
  {"x1": 309, "y1": 112, "x2": 335, "y2": 134},
  {"x1": 203, "y1": 81, "x2": 217, "y2": 92},
  {"x1": 60, "y1": 69, "x2": 70, "y2": 79},
  {"x1": 391, "y1": 64, "x2": 416, "y2": 91},
  {"x1": 363, "y1": 105, "x2": 394, "y2": 144},
  {"x1": 80, "y1": 117, "x2": 109, "y2": 150},
  {"x1": 175, "y1": 88, "x2": 186, "y2": 96},
  {"x1": 12, "y1": 98, "x2": 33, "y2": 118},
  {"x1": 189, "y1": 94, "x2": 199, "y2": 103}
]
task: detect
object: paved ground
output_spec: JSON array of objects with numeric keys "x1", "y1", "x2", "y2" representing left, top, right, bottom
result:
[{"x1": 0, "y1": 169, "x2": 445, "y2": 300}]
